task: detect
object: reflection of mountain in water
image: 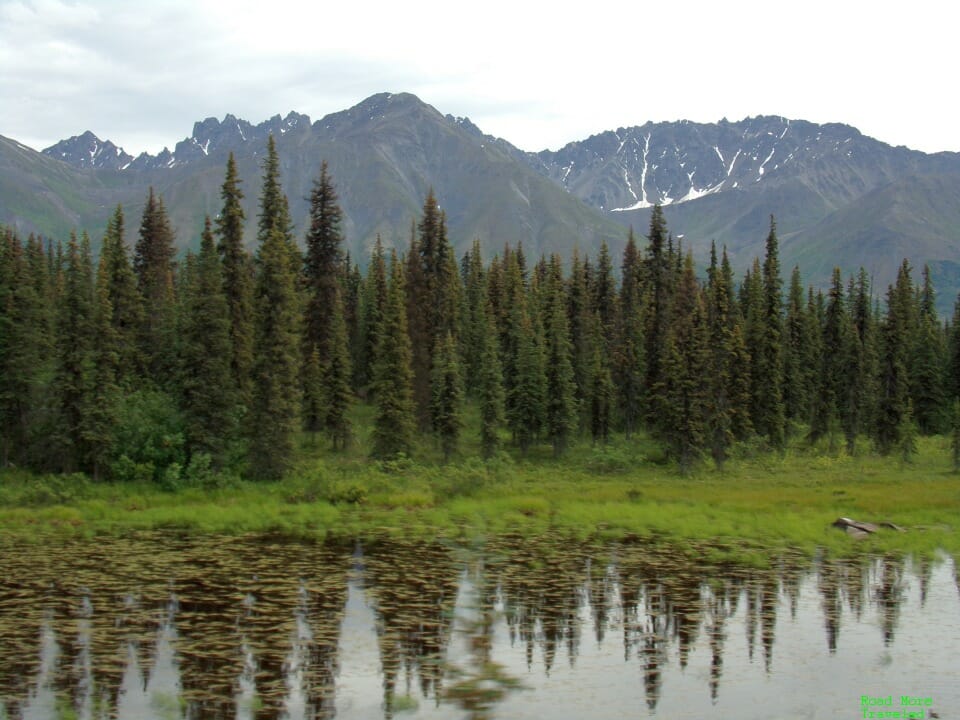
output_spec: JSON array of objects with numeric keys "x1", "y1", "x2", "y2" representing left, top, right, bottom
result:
[{"x1": 0, "y1": 535, "x2": 952, "y2": 719}]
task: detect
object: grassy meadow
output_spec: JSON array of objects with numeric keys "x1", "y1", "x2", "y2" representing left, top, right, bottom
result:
[{"x1": 1, "y1": 402, "x2": 958, "y2": 566}]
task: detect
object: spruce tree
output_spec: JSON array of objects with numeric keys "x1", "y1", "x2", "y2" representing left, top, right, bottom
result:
[
  {"x1": 477, "y1": 300, "x2": 505, "y2": 458},
  {"x1": 0, "y1": 230, "x2": 45, "y2": 467},
  {"x1": 652, "y1": 254, "x2": 709, "y2": 472},
  {"x1": 592, "y1": 241, "x2": 617, "y2": 350},
  {"x1": 303, "y1": 160, "x2": 345, "y2": 365},
  {"x1": 910, "y1": 266, "x2": 946, "y2": 434},
  {"x1": 85, "y1": 267, "x2": 119, "y2": 479},
  {"x1": 507, "y1": 302, "x2": 545, "y2": 455},
  {"x1": 301, "y1": 345, "x2": 323, "y2": 444},
  {"x1": 257, "y1": 136, "x2": 289, "y2": 244},
  {"x1": 323, "y1": 286, "x2": 353, "y2": 450},
  {"x1": 616, "y1": 230, "x2": 645, "y2": 438},
  {"x1": 756, "y1": 217, "x2": 786, "y2": 448},
  {"x1": 53, "y1": 232, "x2": 96, "y2": 473},
  {"x1": 782, "y1": 266, "x2": 810, "y2": 428},
  {"x1": 406, "y1": 191, "x2": 460, "y2": 426},
  {"x1": 643, "y1": 204, "x2": 672, "y2": 423},
  {"x1": 356, "y1": 236, "x2": 388, "y2": 395},
  {"x1": 134, "y1": 188, "x2": 178, "y2": 385},
  {"x1": 179, "y1": 217, "x2": 235, "y2": 467},
  {"x1": 949, "y1": 293, "x2": 960, "y2": 401},
  {"x1": 849, "y1": 269, "x2": 880, "y2": 447},
  {"x1": 899, "y1": 399, "x2": 918, "y2": 464},
  {"x1": 249, "y1": 192, "x2": 302, "y2": 484},
  {"x1": 215, "y1": 152, "x2": 255, "y2": 408},
  {"x1": 588, "y1": 314, "x2": 615, "y2": 445},
  {"x1": 342, "y1": 258, "x2": 363, "y2": 393},
  {"x1": 460, "y1": 239, "x2": 487, "y2": 396},
  {"x1": 99, "y1": 205, "x2": 143, "y2": 384},
  {"x1": 431, "y1": 331, "x2": 463, "y2": 462},
  {"x1": 566, "y1": 248, "x2": 593, "y2": 424},
  {"x1": 704, "y1": 243, "x2": 735, "y2": 468},
  {"x1": 372, "y1": 252, "x2": 416, "y2": 460},
  {"x1": 875, "y1": 262, "x2": 914, "y2": 454},
  {"x1": 542, "y1": 256, "x2": 578, "y2": 457},
  {"x1": 810, "y1": 268, "x2": 852, "y2": 448}
]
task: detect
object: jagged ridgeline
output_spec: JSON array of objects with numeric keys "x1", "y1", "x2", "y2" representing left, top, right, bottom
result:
[
  {"x1": 4, "y1": 92, "x2": 960, "y2": 313},
  {"x1": 2, "y1": 140, "x2": 959, "y2": 480}
]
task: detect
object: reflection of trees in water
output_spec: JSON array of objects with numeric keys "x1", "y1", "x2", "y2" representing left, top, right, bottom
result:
[
  {"x1": 914, "y1": 557, "x2": 932, "y2": 608},
  {"x1": 360, "y1": 540, "x2": 459, "y2": 718},
  {"x1": 231, "y1": 539, "x2": 350, "y2": 720},
  {"x1": 703, "y1": 579, "x2": 734, "y2": 703},
  {"x1": 0, "y1": 572, "x2": 47, "y2": 715},
  {"x1": 486, "y1": 535, "x2": 593, "y2": 674},
  {"x1": 0, "y1": 536, "x2": 351, "y2": 720},
  {"x1": 33, "y1": 537, "x2": 171, "y2": 718},
  {"x1": 873, "y1": 555, "x2": 906, "y2": 646},
  {"x1": 818, "y1": 559, "x2": 844, "y2": 653},
  {"x1": 815, "y1": 555, "x2": 908, "y2": 651},
  {"x1": 0, "y1": 536, "x2": 929, "y2": 718}
]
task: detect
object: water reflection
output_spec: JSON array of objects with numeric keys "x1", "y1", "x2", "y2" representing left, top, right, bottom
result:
[{"x1": 0, "y1": 534, "x2": 957, "y2": 719}]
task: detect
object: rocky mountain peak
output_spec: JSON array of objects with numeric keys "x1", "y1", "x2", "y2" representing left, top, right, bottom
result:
[{"x1": 42, "y1": 130, "x2": 134, "y2": 170}]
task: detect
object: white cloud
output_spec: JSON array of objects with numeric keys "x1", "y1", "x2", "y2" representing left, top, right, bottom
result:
[{"x1": 0, "y1": 0, "x2": 957, "y2": 154}]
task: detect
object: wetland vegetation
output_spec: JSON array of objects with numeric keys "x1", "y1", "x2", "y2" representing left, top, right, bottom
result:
[{"x1": 2, "y1": 422, "x2": 958, "y2": 566}]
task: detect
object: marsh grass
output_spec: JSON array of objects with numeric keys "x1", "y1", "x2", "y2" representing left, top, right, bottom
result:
[{"x1": 1, "y1": 414, "x2": 957, "y2": 564}]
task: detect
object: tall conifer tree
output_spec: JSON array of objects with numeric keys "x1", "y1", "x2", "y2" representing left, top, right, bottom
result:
[
  {"x1": 406, "y1": 190, "x2": 460, "y2": 426},
  {"x1": 372, "y1": 252, "x2": 416, "y2": 460},
  {"x1": 431, "y1": 331, "x2": 463, "y2": 461},
  {"x1": 99, "y1": 205, "x2": 143, "y2": 383},
  {"x1": 0, "y1": 231, "x2": 44, "y2": 467},
  {"x1": 643, "y1": 204, "x2": 671, "y2": 423},
  {"x1": 477, "y1": 300, "x2": 505, "y2": 458},
  {"x1": 616, "y1": 230, "x2": 645, "y2": 438},
  {"x1": 653, "y1": 254, "x2": 709, "y2": 472},
  {"x1": 215, "y1": 152, "x2": 255, "y2": 407},
  {"x1": 134, "y1": 188, "x2": 177, "y2": 385},
  {"x1": 179, "y1": 218, "x2": 235, "y2": 466},
  {"x1": 543, "y1": 256, "x2": 578, "y2": 457},
  {"x1": 87, "y1": 252, "x2": 119, "y2": 480},
  {"x1": 782, "y1": 266, "x2": 810, "y2": 427},
  {"x1": 875, "y1": 261, "x2": 914, "y2": 454},
  {"x1": 810, "y1": 268, "x2": 851, "y2": 447},
  {"x1": 756, "y1": 217, "x2": 786, "y2": 448},
  {"x1": 323, "y1": 286, "x2": 353, "y2": 450},
  {"x1": 356, "y1": 236, "x2": 388, "y2": 395},
  {"x1": 54, "y1": 232, "x2": 95, "y2": 472},
  {"x1": 507, "y1": 302, "x2": 545, "y2": 455},
  {"x1": 911, "y1": 265, "x2": 946, "y2": 433},
  {"x1": 249, "y1": 146, "x2": 301, "y2": 480},
  {"x1": 303, "y1": 160, "x2": 345, "y2": 365}
]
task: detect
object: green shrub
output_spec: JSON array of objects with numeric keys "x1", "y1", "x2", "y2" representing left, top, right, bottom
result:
[{"x1": 110, "y1": 389, "x2": 185, "y2": 483}]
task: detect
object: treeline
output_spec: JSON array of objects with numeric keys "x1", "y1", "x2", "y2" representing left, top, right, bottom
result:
[{"x1": 2, "y1": 137, "x2": 959, "y2": 481}]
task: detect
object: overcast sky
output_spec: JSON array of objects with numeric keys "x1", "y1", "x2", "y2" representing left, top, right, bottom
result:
[{"x1": 1, "y1": 0, "x2": 957, "y2": 156}]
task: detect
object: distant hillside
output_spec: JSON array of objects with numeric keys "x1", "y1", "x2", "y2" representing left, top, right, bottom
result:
[
  {"x1": 533, "y1": 116, "x2": 960, "y2": 308},
  {"x1": 2, "y1": 93, "x2": 624, "y2": 265}
]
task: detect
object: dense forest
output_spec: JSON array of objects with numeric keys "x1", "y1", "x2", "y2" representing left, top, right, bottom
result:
[{"x1": 2, "y1": 135, "x2": 958, "y2": 483}]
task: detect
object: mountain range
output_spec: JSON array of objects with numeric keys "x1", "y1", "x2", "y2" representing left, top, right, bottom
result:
[{"x1": 3, "y1": 91, "x2": 960, "y2": 310}]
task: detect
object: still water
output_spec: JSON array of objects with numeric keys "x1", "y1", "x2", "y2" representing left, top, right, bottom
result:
[{"x1": 0, "y1": 534, "x2": 957, "y2": 720}]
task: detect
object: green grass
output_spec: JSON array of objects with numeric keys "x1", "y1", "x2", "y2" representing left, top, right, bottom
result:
[{"x1": 1, "y1": 414, "x2": 958, "y2": 566}]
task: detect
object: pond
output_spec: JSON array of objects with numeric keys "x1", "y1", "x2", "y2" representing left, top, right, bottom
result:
[{"x1": 0, "y1": 534, "x2": 957, "y2": 719}]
